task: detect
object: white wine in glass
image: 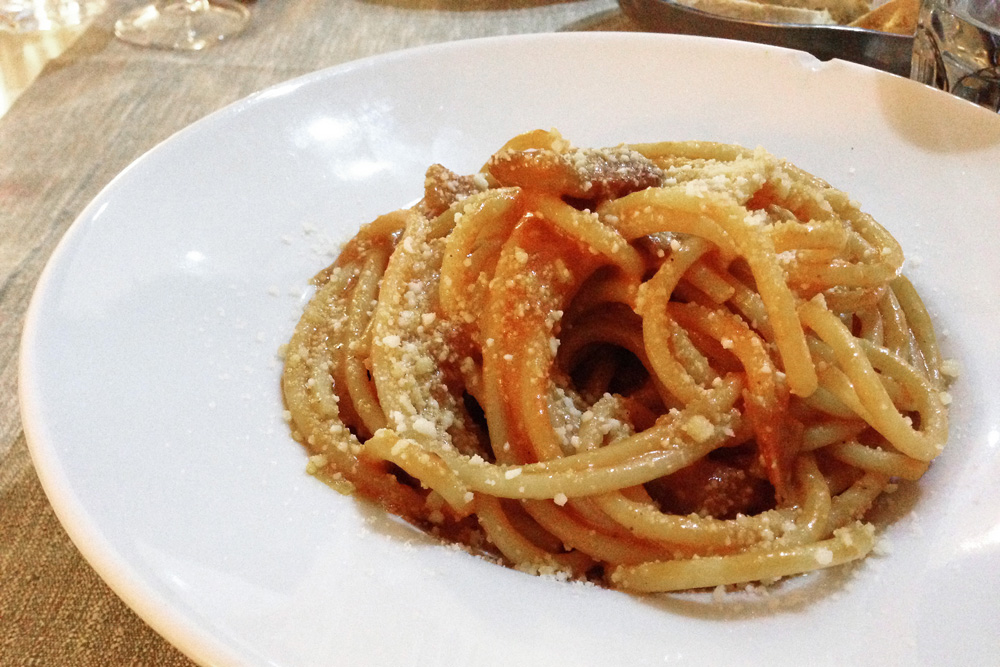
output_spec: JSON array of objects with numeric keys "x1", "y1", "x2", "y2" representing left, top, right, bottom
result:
[{"x1": 115, "y1": 0, "x2": 249, "y2": 50}]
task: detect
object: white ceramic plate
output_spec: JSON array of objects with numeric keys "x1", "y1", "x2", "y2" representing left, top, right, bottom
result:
[{"x1": 20, "y1": 33, "x2": 1000, "y2": 666}]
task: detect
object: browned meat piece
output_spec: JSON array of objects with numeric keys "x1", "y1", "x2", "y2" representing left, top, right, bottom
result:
[
  {"x1": 487, "y1": 145, "x2": 663, "y2": 203},
  {"x1": 646, "y1": 457, "x2": 774, "y2": 519},
  {"x1": 422, "y1": 163, "x2": 482, "y2": 217}
]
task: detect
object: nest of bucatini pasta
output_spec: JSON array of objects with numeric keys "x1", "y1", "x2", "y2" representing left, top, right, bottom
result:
[{"x1": 281, "y1": 129, "x2": 952, "y2": 593}]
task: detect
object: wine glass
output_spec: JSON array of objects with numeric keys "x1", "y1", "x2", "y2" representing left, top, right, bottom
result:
[{"x1": 114, "y1": 0, "x2": 249, "y2": 50}]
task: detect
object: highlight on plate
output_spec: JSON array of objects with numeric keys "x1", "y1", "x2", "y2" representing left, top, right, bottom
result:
[{"x1": 281, "y1": 129, "x2": 953, "y2": 594}]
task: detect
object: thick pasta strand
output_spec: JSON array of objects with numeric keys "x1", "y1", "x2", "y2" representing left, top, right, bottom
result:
[{"x1": 282, "y1": 129, "x2": 952, "y2": 595}]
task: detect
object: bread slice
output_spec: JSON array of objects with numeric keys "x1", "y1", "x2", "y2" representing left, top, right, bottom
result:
[
  {"x1": 756, "y1": 0, "x2": 871, "y2": 23},
  {"x1": 849, "y1": 0, "x2": 919, "y2": 34},
  {"x1": 676, "y1": 0, "x2": 837, "y2": 24}
]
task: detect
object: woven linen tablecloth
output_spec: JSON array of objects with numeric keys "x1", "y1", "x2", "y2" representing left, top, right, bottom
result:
[{"x1": 0, "y1": 2, "x2": 636, "y2": 663}]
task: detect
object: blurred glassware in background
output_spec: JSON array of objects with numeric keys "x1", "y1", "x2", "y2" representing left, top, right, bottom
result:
[
  {"x1": 114, "y1": 0, "x2": 249, "y2": 50},
  {"x1": 912, "y1": 0, "x2": 1000, "y2": 111},
  {"x1": 0, "y1": 13, "x2": 88, "y2": 116},
  {"x1": 0, "y1": 0, "x2": 105, "y2": 32}
]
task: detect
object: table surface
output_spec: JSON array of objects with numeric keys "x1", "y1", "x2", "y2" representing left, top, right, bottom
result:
[{"x1": 0, "y1": 1, "x2": 638, "y2": 664}]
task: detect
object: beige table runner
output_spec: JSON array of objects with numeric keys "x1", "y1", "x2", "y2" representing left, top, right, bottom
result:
[{"x1": 0, "y1": 1, "x2": 636, "y2": 663}]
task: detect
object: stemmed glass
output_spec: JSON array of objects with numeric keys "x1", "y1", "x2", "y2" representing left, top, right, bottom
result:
[{"x1": 114, "y1": 0, "x2": 249, "y2": 50}]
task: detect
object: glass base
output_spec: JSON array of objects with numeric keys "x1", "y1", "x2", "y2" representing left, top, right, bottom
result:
[{"x1": 114, "y1": 0, "x2": 249, "y2": 51}]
